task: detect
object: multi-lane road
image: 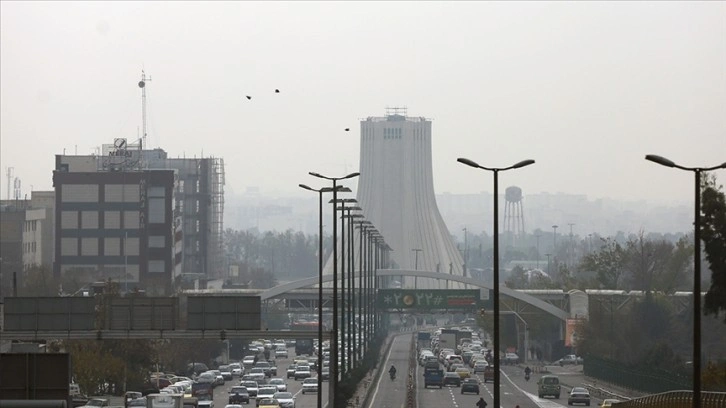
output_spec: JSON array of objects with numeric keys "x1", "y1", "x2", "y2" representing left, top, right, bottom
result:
[
  {"x1": 210, "y1": 347, "x2": 329, "y2": 408},
  {"x1": 366, "y1": 333, "x2": 613, "y2": 408}
]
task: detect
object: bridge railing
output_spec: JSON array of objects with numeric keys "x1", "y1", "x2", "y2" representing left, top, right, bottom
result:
[{"x1": 613, "y1": 390, "x2": 726, "y2": 408}]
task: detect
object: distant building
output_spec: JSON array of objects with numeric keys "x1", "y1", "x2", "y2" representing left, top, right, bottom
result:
[
  {"x1": 22, "y1": 191, "x2": 55, "y2": 271},
  {"x1": 1, "y1": 199, "x2": 30, "y2": 295}
]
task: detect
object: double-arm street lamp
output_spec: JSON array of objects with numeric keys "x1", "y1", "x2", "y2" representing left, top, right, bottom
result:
[
  {"x1": 355, "y1": 220, "x2": 373, "y2": 359},
  {"x1": 343, "y1": 210, "x2": 364, "y2": 370},
  {"x1": 645, "y1": 154, "x2": 726, "y2": 408},
  {"x1": 309, "y1": 171, "x2": 359, "y2": 403},
  {"x1": 331, "y1": 197, "x2": 357, "y2": 377},
  {"x1": 457, "y1": 157, "x2": 535, "y2": 408},
  {"x1": 298, "y1": 183, "x2": 350, "y2": 408}
]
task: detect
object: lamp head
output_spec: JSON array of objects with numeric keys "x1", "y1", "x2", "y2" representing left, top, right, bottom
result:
[
  {"x1": 512, "y1": 159, "x2": 535, "y2": 169},
  {"x1": 645, "y1": 155, "x2": 676, "y2": 168},
  {"x1": 299, "y1": 184, "x2": 314, "y2": 192},
  {"x1": 343, "y1": 172, "x2": 360, "y2": 180},
  {"x1": 457, "y1": 158, "x2": 480, "y2": 168}
]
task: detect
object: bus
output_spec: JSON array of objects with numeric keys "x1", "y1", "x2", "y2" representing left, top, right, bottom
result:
[{"x1": 290, "y1": 320, "x2": 321, "y2": 356}]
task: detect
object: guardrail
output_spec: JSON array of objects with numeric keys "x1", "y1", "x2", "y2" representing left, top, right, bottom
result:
[
  {"x1": 406, "y1": 334, "x2": 417, "y2": 408},
  {"x1": 613, "y1": 390, "x2": 726, "y2": 408}
]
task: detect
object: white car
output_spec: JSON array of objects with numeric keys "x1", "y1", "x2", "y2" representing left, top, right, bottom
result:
[
  {"x1": 273, "y1": 391, "x2": 295, "y2": 408},
  {"x1": 229, "y1": 363, "x2": 243, "y2": 377},
  {"x1": 267, "y1": 378, "x2": 287, "y2": 392},
  {"x1": 248, "y1": 368, "x2": 266, "y2": 382},
  {"x1": 256, "y1": 386, "x2": 277, "y2": 404},
  {"x1": 301, "y1": 378, "x2": 318, "y2": 394},
  {"x1": 275, "y1": 349, "x2": 289, "y2": 358}
]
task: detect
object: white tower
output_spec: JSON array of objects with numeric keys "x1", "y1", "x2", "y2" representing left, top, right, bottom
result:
[{"x1": 352, "y1": 109, "x2": 465, "y2": 289}]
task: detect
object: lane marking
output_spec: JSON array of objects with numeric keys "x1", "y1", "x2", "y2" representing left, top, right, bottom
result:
[{"x1": 367, "y1": 335, "x2": 403, "y2": 408}]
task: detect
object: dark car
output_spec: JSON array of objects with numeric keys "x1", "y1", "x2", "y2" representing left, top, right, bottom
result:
[
  {"x1": 460, "y1": 378, "x2": 479, "y2": 395},
  {"x1": 228, "y1": 386, "x2": 250, "y2": 404},
  {"x1": 442, "y1": 372, "x2": 461, "y2": 387}
]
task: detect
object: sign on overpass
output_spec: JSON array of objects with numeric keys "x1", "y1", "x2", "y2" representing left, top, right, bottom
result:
[{"x1": 377, "y1": 289, "x2": 491, "y2": 311}]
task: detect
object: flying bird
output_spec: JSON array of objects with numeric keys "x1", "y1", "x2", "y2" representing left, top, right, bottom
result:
[
  {"x1": 274, "y1": 89, "x2": 280, "y2": 93},
  {"x1": 345, "y1": 128, "x2": 350, "y2": 132},
  {"x1": 245, "y1": 95, "x2": 252, "y2": 100}
]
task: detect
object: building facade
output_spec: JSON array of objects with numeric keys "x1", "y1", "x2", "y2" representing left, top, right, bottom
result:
[{"x1": 52, "y1": 167, "x2": 176, "y2": 295}]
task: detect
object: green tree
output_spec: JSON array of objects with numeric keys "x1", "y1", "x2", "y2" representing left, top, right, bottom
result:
[
  {"x1": 702, "y1": 174, "x2": 726, "y2": 321},
  {"x1": 579, "y1": 238, "x2": 627, "y2": 289}
]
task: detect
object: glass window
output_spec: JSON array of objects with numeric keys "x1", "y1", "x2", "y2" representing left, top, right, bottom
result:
[
  {"x1": 124, "y1": 211, "x2": 140, "y2": 229},
  {"x1": 61, "y1": 184, "x2": 98, "y2": 202},
  {"x1": 61, "y1": 238, "x2": 77, "y2": 256},
  {"x1": 149, "y1": 186, "x2": 165, "y2": 198},
  {"x1": 104, "y1": 237, "x2": 121, "y2": 256},
  {"x1": 104, "y1": 211, "x2": 121, "y2": 229},
  {"x1": 149, "y1": 236, "x2": 166, "y2": 248},
  {"x1": 61, "y1": 211, "x2": 78, "y2": 229},
  {"x1": 81, "y1": 211, "x2": 99, "y2": 229},
  {"x1": 148, "y1": 260, "x2": 165, "y2": 273},
  {"x1": 124, "y1": 237, "x2": 139, "y2": 256},
  {"x1": 81, "y1": 238, "x2": 98, "y2": 256},
  {"x1": 149, "y1": 198, "x2": 165, "y2": 223}
]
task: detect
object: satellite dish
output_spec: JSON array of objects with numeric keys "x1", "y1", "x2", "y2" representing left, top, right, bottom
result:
[{"x1": 138, "y1": 81, "x2": 145, "y2": 88}]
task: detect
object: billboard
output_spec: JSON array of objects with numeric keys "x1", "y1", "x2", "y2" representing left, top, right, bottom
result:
[
  {"x1": 3, "y1": 297, "x2": 96, "y2": 331},
  {"x1": 565, "y1": 318, "x2": 584, "y2": 347},
  {"x1": 376, "y1": 289, "x2": 491, "y2": 310},
  {"x1": 187, "y1": 296, "x2": 261, "y2": 330}
]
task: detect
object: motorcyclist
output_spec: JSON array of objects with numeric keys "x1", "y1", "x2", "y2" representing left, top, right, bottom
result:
[
  {"x1": 389, "y1": 365, "x2": 397, "y2": 377},
  {"x1": 524, "y1": 366, "x2": 532, "y2": 376},
  {"x1": 476, "y1": 397, "x2": 488, "y2": 408}
]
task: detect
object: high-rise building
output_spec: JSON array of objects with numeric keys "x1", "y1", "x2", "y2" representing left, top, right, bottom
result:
[{"x1": 350, "y1": 109, "x2": 466, "y2": 289}]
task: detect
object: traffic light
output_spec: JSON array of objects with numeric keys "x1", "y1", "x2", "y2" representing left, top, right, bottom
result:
[{"x1": 220, "y1": 329, "x2": 227, "y2": 341}]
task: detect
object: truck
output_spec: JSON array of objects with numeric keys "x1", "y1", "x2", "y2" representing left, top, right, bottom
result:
[
  {"x1": 438, "y1": 329, "x2": 458, "y2": 353},
  {"x1": 424, "y1": 369, "x2": 444, "y2": 388},
  {"x1": 190, "y1": 383, "x2": 212, "y2": 407}
]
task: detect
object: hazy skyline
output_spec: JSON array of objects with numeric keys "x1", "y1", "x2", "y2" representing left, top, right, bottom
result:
[{"x1": 1, "y1": 2, "x2": 724, "y2": 206}]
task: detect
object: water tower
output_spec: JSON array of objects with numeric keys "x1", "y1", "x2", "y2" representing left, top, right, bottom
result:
[{"x1": 504, "y1": 186, "x2": 525, "y2": 246}]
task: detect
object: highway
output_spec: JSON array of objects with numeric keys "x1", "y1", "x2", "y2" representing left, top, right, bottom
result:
[
  {"x1": 358, "y1": 331, "x2": 613, "y2": 408},
  {"x1": 210, "y1": 344, "x2": 329, "y2": 408}
]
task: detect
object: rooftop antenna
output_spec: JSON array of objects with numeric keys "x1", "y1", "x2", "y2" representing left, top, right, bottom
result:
[
  {"x1": 138, "y1": 69, "x2": 151, "y2": 153},
  {"x1": 6, "y1": 167, "x2": 13, "y2": 200}
]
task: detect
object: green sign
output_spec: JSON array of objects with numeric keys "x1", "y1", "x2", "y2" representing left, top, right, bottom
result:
[{"x1": 377, "y1": 289, "x2": 491, "y2": 310}]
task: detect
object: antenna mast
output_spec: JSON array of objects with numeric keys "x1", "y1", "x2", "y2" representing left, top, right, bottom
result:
[{"x1": 138, "y1": 70, "x2": 152, "y2": 153}]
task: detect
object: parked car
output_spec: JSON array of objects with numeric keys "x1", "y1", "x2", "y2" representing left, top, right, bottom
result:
[
  {"x1": 568, "y1": 387, "x2": 591, "y2": 406},
  {"x1": 460, "y1": 378, "x2": 479, "y2": 395},
  {"x1": 558, "y1": 354, "x2": 584, "y2": 366}
]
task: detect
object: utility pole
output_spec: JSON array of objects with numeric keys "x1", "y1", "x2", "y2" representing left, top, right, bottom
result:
[
  {"x1": 412, "y1": 249, "x2": 422, "y2": 289},
  {"x1": 568, "y1": 223, "x2": 575, "y2": 266},
  {"x1": 535, "y1": 233, "x2": 541, "y2": 269}
]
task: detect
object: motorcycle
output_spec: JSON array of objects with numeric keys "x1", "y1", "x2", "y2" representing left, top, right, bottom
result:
[
  {"x1": 524, "y1": 372, "x2": 530, "y2": 381},
  {"x1": 390, "y1": 371, "x2": 396, "y2": 380}
]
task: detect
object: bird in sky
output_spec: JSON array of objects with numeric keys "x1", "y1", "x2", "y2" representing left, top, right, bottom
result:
[
  {"x1": 344, "y1": 128, "x2": 350, "y2": 131},
  {"x1": 245, "y1": 95, "x2": 252, "y2": 100},
  {"x1": 274, "y1": 89, "x2": 280, "y2": 93}
]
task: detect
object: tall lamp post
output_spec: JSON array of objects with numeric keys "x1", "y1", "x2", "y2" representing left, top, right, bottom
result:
[
  {"x1": 340, "y1": 207, "x2": 362, "y2": 371},
  {"x1": 412, "y1": 248, "x2": 423, "y2": 289},
  {"x1": 355, "y1": 220, "x2": 372, "y2": 357},
  {"x1": 645, "y1": 154, "x2": 726, "y2": 408},
  {"x1": 309, "y1": 171, "x2": 359, "y2": 404},
  {"x1": 331, "y1": 197, "x2": 357, "y2": 377},
  {"x1": 457, "y1": 157, "x2": 535, "y2": 408},
  {"x1": 298, "y1": 183, "x2": 349, "y2": 408}
]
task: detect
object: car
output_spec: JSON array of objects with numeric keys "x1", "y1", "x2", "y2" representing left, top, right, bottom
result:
[
  {"x1": 256, "y1": 386, "x2": 277, "y2": 405},
  {"x1": 442, "y1": 372, "x2": 461, "y2": 387},
  {"x1": 568, "y1": 387, "x2": 591, "y2": 406},
  {"x1": 229, "y1": 363, "x2": 243, "y2": 377},
  {"x1": 127, "y1": 397, "x2": 147, "y2": 407},
  {"x1": 504, "y1": 352, "x2": 519, "y2": 365},
  {"x1": 254, "y1": 361, "x2": 276, "y2": 377},
  {"x1": 219, "y1": 365, "x2": 233, "y2": 381},
  {"x1": 240, "y1": 380, "x2": 259, "y2": 397},
  {"x1": 225, "y1": 405, "x2": 243, "y2": 408},
  {"x1": 257, "y1": 398, "x2": 280, "y2": 408},
  {"x1": 482, "y1": 366, "x2": 494, "y2": 383},
  {"x1": 243, "y1": 355, "x2": 257, "y2": 368},
  {"x1": 558, "y1": 354, "x2": 584, "y2": 366},
  {"x1": 267, "y1": 378, "x2": 287, "y2": 392},
  {"x1": 320, "y1": 367, "x2": 330, "y2": 381},
  {"x1": 275, "y1": 349, "x2": 288, "y2": 359},
  {"x1": 599, "y1": 399, "x2": 621, "y2": 408},
  {"x1": 460, "y1": 378, "x2": 479, "y2": 395},
  {"x1": 80, "y1": 398, "x2": 110, "y2": 407},
  {"x1": 248, "y1": 368, "x2": 266, "y2": 382},
  {"x1": 455, "y1": 367, "x2": 471, "y2": 379},
  {"x1": 286, "y1": 365, "x2": 297, "y2": 379},
  {"x1": 197, "y1": 372, "x2": 216, "y2": 385},
  {"x1": 301, "y1": 378, "x2": 318, "y2": 394},
  {"x1": 228, "y1": 386, "x2": 250, "y2": 404},
  {"x1": 473, "y1": 361, "x2": 488, "y2": 374},
  {"x1": 293, "y1": 366, "x2": 312, "y2": 380},
  {"x1": 272, "y1": 391, "x2": 295, "y2": 408},
  {"x1": 537, "y1": 375, "x2": 561, "y2": 399}
]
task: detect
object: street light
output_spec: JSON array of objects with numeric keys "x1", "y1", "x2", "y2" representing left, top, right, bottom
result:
[
  {"x1": 457, "y1": 157, "x2": 535, "y2": 408},
  {"x1": 309, "y1": 171, "x2": 359, "y2": 403},
  {"x1": 355, "y1": 220, "x2": 372, "y2": 359},
  {"x1": 645, "y1": 154, "x2": 726, "y2": 408},
  {"x1": 343, "y1": 211, "x2": 363, "y2": 369},
  {"x1": 332, "y1": 198, "x2": 357, "y2": 377},
  {"x1": 298, "y1": 183, "x2": 349, "y2": 408}
]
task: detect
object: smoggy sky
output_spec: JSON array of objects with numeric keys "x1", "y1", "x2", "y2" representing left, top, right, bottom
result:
[{"x1": 1, "y1": 2, "x2": 724, "y2": 205}]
